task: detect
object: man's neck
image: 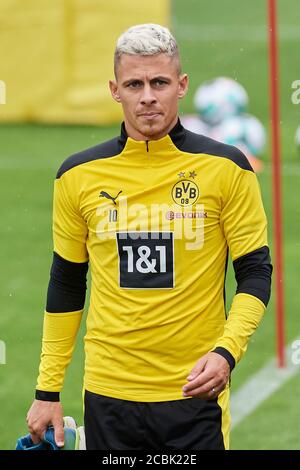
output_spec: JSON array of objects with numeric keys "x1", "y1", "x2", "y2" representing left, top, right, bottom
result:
[{"x1": 124, "y1": 116, "x2": 179, "y2": 141}]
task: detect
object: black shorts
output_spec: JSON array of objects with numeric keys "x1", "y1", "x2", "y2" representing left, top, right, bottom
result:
[{"x1": 84, "y1": 390, "x2": 225, "y2": 450}]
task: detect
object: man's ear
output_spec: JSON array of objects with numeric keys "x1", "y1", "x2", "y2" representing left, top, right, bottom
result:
[
  {"x1": 109, "y1": 80, "x2": 121, "y2": 102},
  {"x1": 178, "y1": 74, "x2": 189, "y2": 99}
]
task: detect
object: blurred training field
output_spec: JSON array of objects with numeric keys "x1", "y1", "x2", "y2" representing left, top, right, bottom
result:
[{"x1": 0, "y1": 0, "x2": 300, "y2": 449}]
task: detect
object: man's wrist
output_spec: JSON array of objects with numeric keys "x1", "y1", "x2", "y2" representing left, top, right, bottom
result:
[
  {"x1": 35, "y1": 389, "x2": 60, "y2": 402},
  {"x1": 212, "y1": 346, "x2": 236, "y2": 372}
]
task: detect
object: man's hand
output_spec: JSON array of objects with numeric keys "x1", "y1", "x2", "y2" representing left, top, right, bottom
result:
[
  {"x1": 182, "y1": 352, "x2": 230, "y2": 400},
  {"x1": 26, "y1": 400, "x2": 64, "y2": 447}
]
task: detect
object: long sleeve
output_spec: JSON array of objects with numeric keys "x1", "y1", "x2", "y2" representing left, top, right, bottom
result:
[
  {"x1": 213, "y1": 164, "x2": 272, "y2": 369},
  {"x1": 36, "y1": 171, "x2": 89, "y2": 400}
]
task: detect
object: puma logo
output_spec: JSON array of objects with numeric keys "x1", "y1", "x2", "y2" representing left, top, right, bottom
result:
[{"x1": 99, "y1": 190, "x2": 122, "y2": 205}]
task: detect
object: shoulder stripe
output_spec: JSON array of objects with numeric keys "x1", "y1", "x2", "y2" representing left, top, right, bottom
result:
[
  {"x1": 56, "y1": 136, "x2": 124, "y2": 178},
  {"x1": 173, "y1": 128, "x2": 254, "y2": 172}
]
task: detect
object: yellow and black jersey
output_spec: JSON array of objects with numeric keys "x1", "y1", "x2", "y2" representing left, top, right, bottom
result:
[{"x1": 36, "y1": 120, "x2": 272, "y2": 410}]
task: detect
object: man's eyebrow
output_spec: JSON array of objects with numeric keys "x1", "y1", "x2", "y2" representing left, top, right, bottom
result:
[
  {"x1": 150, "y1": 76, "x2": 171, "y2": 82},
  {"x1": 121, "y1": 76, "x2": 171, "y2": 86},
  {"x1": 122, "y1": 78, "x2": 143, "y2": 86}
]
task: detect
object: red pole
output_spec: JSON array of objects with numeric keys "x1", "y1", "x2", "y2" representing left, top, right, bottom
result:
[{"x1": 268, "y1": 0, "x2": 285, "y2": 367}]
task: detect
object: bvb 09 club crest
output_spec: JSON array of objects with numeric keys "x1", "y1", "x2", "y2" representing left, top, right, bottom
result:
[{"x1": 172, "y1": 180, "x2": 200, "y2": 207}]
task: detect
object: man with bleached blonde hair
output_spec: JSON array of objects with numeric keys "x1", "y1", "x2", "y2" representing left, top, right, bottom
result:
[{"x1": 27, "y1": 23, "x2": 272, "y2": 450}]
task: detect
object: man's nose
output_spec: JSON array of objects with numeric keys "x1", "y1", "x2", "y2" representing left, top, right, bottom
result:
[{"x1": 140, "y1": 84, "x2": 157, "y2": 105}]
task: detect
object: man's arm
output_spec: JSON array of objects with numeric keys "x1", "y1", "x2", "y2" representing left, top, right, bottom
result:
[
  {"x1": 213, "y1": 246, "x2": 272, "y2": 368},
  {"x1": 183, "y1": 250, "x2": 272, "y2": 399},
  {"x1": 183, "y1": 155, "x2": 272, "y2": 399},
  {"x1": 27, "y1": 171, "x2": 89, "y2": 445},
  {"x1": 35, "y1": 253, "x2": 88, "y2": 398}
]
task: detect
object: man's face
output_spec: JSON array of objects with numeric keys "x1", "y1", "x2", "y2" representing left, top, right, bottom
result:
[{"x1": 109, "y1": 53, "x2": 188, "y2": 140}]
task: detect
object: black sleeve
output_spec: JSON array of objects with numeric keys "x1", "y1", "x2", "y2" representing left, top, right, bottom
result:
[
  {"x1": 35, "y1": 390, "x2": 60, "y2": 402},
  {"x1": 233, "y1": 245, "x2": 273, "y2": 307},
  {"x1": 46, "y1": 251, "x2": 89, "y2": 313},
  {"x1": 212, "y1": 347, "x2": 236, "y2": 372}
]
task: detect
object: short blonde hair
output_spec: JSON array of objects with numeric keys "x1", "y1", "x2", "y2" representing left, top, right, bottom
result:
[{"x1": 114, "y1": 23, "x2": 181, "y2": 77}]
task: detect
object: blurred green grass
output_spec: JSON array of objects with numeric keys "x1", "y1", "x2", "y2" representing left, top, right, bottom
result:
[{"x1": 1, "y1": 0, "x2": 300, "y2": 450}]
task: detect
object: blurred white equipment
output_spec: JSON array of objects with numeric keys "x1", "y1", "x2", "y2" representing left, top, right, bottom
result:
[
  {"x1": 194, "y1": 77, "x2": 249, "y2": 126},
  {"x1": 180, "y1": 114, "x2": 210, "y2": 135},
  {"x1": 211, "y1": 114, "x2": 266, "y2": 172},
  {"x1": 212, "y1": 114, "x2": 266, "y2": 157}
]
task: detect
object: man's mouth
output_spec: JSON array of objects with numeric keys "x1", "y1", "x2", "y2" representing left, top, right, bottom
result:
[{"x1": 138, "y1": 112, "x2": 161, "y2": 119}]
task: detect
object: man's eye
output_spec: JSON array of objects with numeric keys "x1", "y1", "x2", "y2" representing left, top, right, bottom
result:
[
  {"x1": 154, "y1": 79, "x2": 167, "y2": 86},
  {"x1": 128, "y1": 81, "x2": 141, "y2": 88}
]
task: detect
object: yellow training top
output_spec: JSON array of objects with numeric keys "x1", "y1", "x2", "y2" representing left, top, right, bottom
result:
[{"x1": 37, "y1": 120, "x2": 271, "y2": 402}]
